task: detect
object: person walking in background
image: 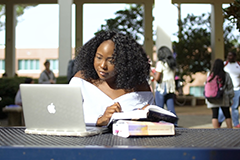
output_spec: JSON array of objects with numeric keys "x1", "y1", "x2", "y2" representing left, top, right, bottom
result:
[
  {"x1": 218, "y1": 51, "x2": 240, "y2": 128},
  {"x1": 205, "y1": 59, "x2": 234, "y2": 128},
  {"x1": 39, "y1": 60, "x2": 56, "y2": 84},
  {"x1": 150, "y1": 46, "x2": 178, "y2": 126}
]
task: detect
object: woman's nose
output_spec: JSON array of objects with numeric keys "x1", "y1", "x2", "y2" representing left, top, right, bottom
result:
[{"x1": 100, "y1": 60, "x2": 107, "y2": 69}]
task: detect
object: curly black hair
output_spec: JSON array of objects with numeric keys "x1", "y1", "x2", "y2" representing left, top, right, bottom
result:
[{"x1": 74, "y1": 30, "x2": 150, "y2": 90}]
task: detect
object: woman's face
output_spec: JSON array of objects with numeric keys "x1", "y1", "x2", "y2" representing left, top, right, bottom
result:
[{"x1": 94, "y1": 40, "x2": 116, "y2": 81}]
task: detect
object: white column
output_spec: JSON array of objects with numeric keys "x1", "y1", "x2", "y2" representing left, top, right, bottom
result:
[
  {"x1": 154, "y1": 0, "x2": 174, "y2": 51},
  {"x1": 143, "y1": 1, "x2": 153, "y2": 61},
  {"x1": 5, "y1": 2, "x2": 16, "y2": 77},
  {"x1": 75, "y1": 1, "x2": 83, "y2": 57},
  {"x1": 211, "y1": 3, "x2": 224, "y2": 60},
  {"x1": 58, "y1": 0, "x2": 73, "y2": 76}
]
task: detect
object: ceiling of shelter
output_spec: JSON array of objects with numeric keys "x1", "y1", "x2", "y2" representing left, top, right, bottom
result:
[
  {"x1": 0, "y1": 0, "x2": 151, "y2": 4},
  {"x1": 172, "y1": 0, "x2": 234, "y2": 3},
  {"x1": 0, "y1": 0, "x2": 234, "y2": 4}
]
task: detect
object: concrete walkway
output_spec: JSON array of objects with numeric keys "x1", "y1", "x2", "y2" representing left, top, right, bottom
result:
[{"x1": 175, "y1": 105, "x2": 231, "y2": 128}]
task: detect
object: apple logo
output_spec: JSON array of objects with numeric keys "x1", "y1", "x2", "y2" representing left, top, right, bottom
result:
[{"x1": 47, "y1": 103, "x2": 56, "y2": 114}]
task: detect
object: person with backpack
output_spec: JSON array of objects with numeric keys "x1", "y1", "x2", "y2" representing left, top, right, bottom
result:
[
  {"x1": 205, "y1": 59, "x2": 234, "y2": 128},
  {"x1": 218, "y1": 51, "x2": 240, "y2": 128}
]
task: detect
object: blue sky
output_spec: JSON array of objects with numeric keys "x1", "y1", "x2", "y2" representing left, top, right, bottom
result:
[{"x1": 0, "y1": 3, "x2": 234, "y2": 48}]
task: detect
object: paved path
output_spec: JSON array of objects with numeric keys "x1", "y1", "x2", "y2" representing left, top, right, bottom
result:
[{"x1": 175, "y1": 105, "x2": 231, "y2": 128}]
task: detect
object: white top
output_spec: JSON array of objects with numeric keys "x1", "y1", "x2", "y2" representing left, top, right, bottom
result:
[
  {"x1": 155, "y1": 61, "x2": 175, "y2": 93},
  {"x1": 224, "y1": 61, "x2": 240, "y2": 90},
  {"x1": 69, "y1": 77, "x2": 155, "y2": 126}
]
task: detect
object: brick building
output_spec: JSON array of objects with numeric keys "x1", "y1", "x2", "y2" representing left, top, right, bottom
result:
[{"x1": 0, "y1": 47, "x2": 75, "y2": 78}]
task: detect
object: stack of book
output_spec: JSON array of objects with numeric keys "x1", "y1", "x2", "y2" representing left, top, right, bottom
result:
[
  {"x1": 108, "y1": 105, "x2": 178, "y2": 138},
  {"x1": 113, "y1": 120, "x2": 175, "y2": 138}
]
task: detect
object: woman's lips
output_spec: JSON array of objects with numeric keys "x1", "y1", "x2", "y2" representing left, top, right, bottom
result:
[{"x1": 99, "y1": 71, "x2": 108, "y2": 76}]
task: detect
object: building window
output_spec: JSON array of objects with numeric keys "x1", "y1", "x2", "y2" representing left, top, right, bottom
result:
[
  {"x1": 47, "y1": 59, "x2": 58, "y2": 70},
  {"x1": 0, "y1": 60, "x2": 5, "y2": 70},
  {"x1": 18, "y1": 59, "x2": 40, "y2": 70}
]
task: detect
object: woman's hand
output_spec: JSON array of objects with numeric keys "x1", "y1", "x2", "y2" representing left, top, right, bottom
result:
[
  {"x1": 141, "y1": 104, "x2": 149, "y2": 110},
  {"x1": 96, "y1": 102, "x2": 122, "y2": 126}
]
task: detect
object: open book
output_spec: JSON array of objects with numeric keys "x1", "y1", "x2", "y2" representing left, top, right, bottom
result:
[{"x1": 107, "y1": 105, "x2": 178, "y2": 127}]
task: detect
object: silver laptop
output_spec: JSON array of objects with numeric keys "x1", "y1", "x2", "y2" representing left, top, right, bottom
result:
[{"x1": 20, "y1": 84, "x2": 109, "y2": 137}]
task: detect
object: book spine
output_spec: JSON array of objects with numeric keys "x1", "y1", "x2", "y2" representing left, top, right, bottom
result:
[
  {"x1": 147, "y1": 110, "x2": 177, "y2": 123},
  {"x1": 113, "y1": 121, "x2": 174, "y2": 138},
  {"x1": 128, "y1": 123, "x2": 174, "y2": 135}
]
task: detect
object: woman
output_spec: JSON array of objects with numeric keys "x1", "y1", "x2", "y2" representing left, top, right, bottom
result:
[
  {"x1": 150, "y1": 46, "x2": 178, "y2": 124},
  {"x1": 69, "y1": 30, "x2": 154, "y2": 126},
  {"x1": 205, "y1": 59, "x2": 234, "y2": 128}
]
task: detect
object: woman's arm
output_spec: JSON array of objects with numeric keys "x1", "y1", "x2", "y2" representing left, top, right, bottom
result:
[{"x1": 150, "y1": 70, "x2": 162, "y2": 83}]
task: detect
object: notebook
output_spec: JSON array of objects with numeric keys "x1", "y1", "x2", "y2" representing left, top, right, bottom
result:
[{"x1": 20, "y1": 84, "x2": 109, "y2": 137}]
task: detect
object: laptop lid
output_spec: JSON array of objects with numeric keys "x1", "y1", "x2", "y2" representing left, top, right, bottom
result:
[{"x1": 20, "y1": 84, "x2": 106, "y2": 136}]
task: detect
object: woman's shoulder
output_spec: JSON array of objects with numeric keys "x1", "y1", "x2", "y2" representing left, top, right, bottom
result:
[
  {"x1": 69, "y1": 71, "x2": 87, "y2": 84},
  {"x1": 156, "y1": 60, "x2": 164, "y2": 66},
  {"x1": 74, "y1": 71, "x2": 85, "y2": 79}
]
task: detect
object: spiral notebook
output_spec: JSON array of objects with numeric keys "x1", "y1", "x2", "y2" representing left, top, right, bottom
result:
[{"x1": 20, "y1": 84, "x2": 109, "y2": 137}]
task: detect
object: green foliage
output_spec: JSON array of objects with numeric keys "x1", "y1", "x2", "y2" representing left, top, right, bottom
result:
[
  {"x1": 95, "y1": 4, "x2": 144, "y2": 41},
  {"x1": 174, "y1": 13, "x2": 239, "y2": 79},
  {"x1": 0, "y1": 77, "x2": 28, "y2": 118},
  {"x1": 173, "y1": 13, "x2": 211, "y2": 79},
  {"x1": 223, "y1": 0, "x2": 240, "y2": 32},
  {"x1": 56, "y1": 76, "x2": 68, "y2": 84},
  {"x1": 0, "y1": 4, "x2": 36, "y2": 32},
  {"x1": 95, "y1": 4, "x2": 240, "y2": 81},
  {"x1": 0, "y1": 76, "x2": 68, "y2": 119}
]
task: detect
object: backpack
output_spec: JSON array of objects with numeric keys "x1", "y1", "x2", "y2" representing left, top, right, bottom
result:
[{"x1": 203, "y1": 74, "x2": 224, "y2": 99}]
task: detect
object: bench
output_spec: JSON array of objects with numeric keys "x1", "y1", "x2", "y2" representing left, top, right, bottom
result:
[
  {"x1": 176, "y1": 95, "x2": 205, "y2": 106},
  {"x1": 2, "y1": 105, "x2": 24, "y2": 126}
]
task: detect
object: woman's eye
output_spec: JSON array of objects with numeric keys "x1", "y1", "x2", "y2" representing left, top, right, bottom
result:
[{"x1": 108, "y1": 59, "x2": 114, "y2": 64}]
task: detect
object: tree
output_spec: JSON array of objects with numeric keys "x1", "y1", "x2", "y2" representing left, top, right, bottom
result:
[
  {"x1": 96, "y1": 4, "x2": 239, "y2": 80},
  {"x1": 173, "y1": 13, "x2": 211, "y2": 80},
  {"x1": 0, "y1": 5, "x2": 35, "y2": 31},
  {"x1": 223, "y1": 0, "x2": 240, "y2": 32},
  {"x1": 173, "y1": 13, "x2": 239, "y2": 80},
  {"x1": 95, "y1": 4, "x2": 144, "y2": 42}
]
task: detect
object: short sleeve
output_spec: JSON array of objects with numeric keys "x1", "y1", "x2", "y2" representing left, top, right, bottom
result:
[{"x1": 155, "y1": 61, "x2": 164, "y2": 73}]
